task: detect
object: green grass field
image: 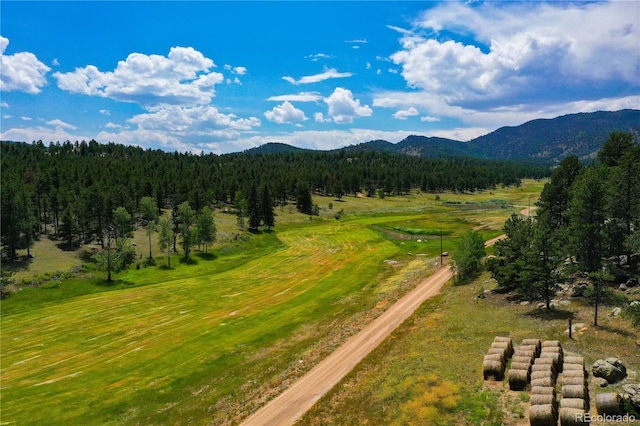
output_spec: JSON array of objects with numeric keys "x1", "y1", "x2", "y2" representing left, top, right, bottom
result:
[
  {"x1": 1, "y1": 181, "x2": 548, "y2": 425},
  {"x1": 298, "y1": 271, "x2": 639, "y2": 426}
]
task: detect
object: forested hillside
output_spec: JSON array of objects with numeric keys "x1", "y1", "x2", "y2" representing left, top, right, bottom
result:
[
  {"x1": 467, "y1": 109, "x2": 640, "y2": 161},
  {"x1": 1, "y1": 140, "x2": 547, "y2": 259},
  {"x1": 247, "y1": 110, "x2": 640, "y2": 163},
  {"x1": 488, "y1": 131, "x2": 640, "y2": 325}
]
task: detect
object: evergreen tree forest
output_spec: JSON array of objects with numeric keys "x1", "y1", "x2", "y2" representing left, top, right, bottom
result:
[
  {"x1": 1, "y1": 139, "x2": 548, "y2": 262},
  {"x1": 487, "y1": 132, "x2": 640, "y2": 326}
]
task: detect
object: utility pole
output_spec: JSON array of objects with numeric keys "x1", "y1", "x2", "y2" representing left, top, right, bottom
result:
[{"x1": 440, "y1": 228, "x2": 443, "y2": 268}]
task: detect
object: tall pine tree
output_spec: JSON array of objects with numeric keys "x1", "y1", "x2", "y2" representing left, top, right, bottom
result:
[
  {"x1": 247, "y1": 183, "x2": 261, "y2": 231},
  {"x1": 260, "y1": 183, "x2": 275, "y2": 231}
]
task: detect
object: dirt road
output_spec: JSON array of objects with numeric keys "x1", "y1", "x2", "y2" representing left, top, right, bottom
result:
[
  {"x1": 240, "y1": 266, "x2": 451, "y2": 425},
  {"x1": 241, "y1": 235, "x2": 506, "y2": 426}
]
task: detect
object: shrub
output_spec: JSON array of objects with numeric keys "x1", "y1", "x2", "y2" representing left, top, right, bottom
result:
[{"x1": 623, "y1": 302, "x2": 640, "y2": 328}]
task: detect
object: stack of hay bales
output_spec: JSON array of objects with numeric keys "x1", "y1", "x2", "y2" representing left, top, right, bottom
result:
[
  {"x1": 528, "y1": 340, "x2": 560, "y2": 425},
  {"x1": 509, "y1": 339, "x2": 540, "y2": 391},
  {"x1": 529, "y1": 386, "x2": 558, "y2": 426},
  {"x1": 540, "y1": 341, "x2": 563, "y2": 374},
  {"x1": 483, "y1": 336, "x2": 513, "y2": 381},
  {"x1": 531, "y1": 341, "x2": 563, "y2": 388},
  {"x1": 559, "y1": 355, "x2": 590, "y2": 425}
]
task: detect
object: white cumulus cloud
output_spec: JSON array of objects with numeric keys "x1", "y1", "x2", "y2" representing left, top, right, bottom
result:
[
  {"x1": 391, "y1": 1, "x2": 639, "y2": 108},
  {"x1": 283, "y1": 68, "x2": 353, "y2": 85},
  {"x1": 393, "y1": 107, "x2": 419, "y2": 120},
  {"x1": 54, "y1": 46, "x2": 223, "y2": 106},
  {"x1": 264, "y1": 101, "x2": 308, "y2": 124},
  {"x1": 0, "y1": 36, "x2": 51, "y2": 94},
  {"x1": 267, "y1": 92, "x2": 322, "y2": 102},
  {"x1": 324, "y1": 87, "x2": 373, "y2": 124},
  {"x1": 95, "y1": 105, "x2": 262, "y2": 152},
  {"x1": 46, "y1": 119, "x2": 77, "y2": 130},
  {"x1": 314, "y1": 112, "x2": 328, "y2": 123}
]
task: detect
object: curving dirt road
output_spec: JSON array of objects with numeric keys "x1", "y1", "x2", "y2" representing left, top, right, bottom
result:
[{"x1": 241, "y1": 233, "x2": 509, "y2": 426}]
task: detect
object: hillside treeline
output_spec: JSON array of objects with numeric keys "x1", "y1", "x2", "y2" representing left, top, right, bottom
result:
[
  {"x1": 1, "y1": 139, "x2": 547, "y2": 257},
  {"x1": 487, "y1": 132, "x2": 640, "y2": 326}
]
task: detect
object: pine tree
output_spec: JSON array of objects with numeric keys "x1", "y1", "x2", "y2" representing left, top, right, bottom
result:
[
  {"x1": 569, "y1": 166, "x2": 607, "y2": 272},
  {"x1": 247, "y1": 183, "x2": 261, "y2": 231},
  {"x1": 260, "y1": 183, "x2": 275, "y2": 231},
  {"x1": 296, "y1": 183, "x2": 313, "y2": 215}
]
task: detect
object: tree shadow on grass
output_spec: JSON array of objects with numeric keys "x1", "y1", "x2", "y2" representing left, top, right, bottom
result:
[
  {"x1": 1, "y1": 255, "x2": 33, "y2": 272},
  {"x1": 524, "y1": 308, "x2": 576, "y2": 321},
  {"x1": 196, "y1": 252, "x2": 217, "y2": 261},
  {"x1": 179, "y1": 257, "x2": 199, "y2": 265},
  {"x1": 95, "y1": 279, "x2": 135, "y2": 288},
  {"x1": 596, "y1": 324, "x2": 636, "y2": 339},
  {"x1": 56, "y1": 242, "x2": 80, "y2": 252}
]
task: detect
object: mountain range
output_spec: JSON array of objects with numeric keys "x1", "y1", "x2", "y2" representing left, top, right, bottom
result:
[{"x1": 247, "y1": 109, "x2": 640, "y2": 163}]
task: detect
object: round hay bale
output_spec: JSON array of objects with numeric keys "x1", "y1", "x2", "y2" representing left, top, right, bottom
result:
[
  {"x1": 532, "y1": 359, "x2": 557, "y2": 376},
  {"x1": 530, "y1": 394, "x2": 557, "y2": 407},
  {"x1": 521, "y1": 338, "x2": 541, "y2": 355},
  {"x1": 510, "y1": 362, "x2": 532, "y2": 372},
  {"x1": 562, "y1": 363, "x2": 586, "y2": 373},
  {"x1": 562, "y1": 369, "x2": 586, "y2": 379},
  {"x1": 562, "y1": 384, "x2": 588, "y2": 400},
  {"x1": 493, "y1": 337, "x2": 514, "y2": 356},
  {"x1": 531, "y1": 370, "x2": 556, "y2": 384},
  {"x1": 532, "y1": 366, "x2": 555, "y2": 377},
  {"x1": 560, "y1": 398, "x2": 587, "y2": 410},
  {"x1": 595, "y1": 392, "x2": 623, "y2": 415},
  {"x1": 483, "y1": 359, "x2": 505, "y2": 381},
  {"x1": 531, "y1": 386, "x2": 556, "y2": 396},
  {"x1": 514, "y1": 349, "x2": 536, "y2": 359},
  {"x1": 512, "y1": 355, "x2": 534, "y2": 365},
  {"x1": 484, "y1": 353, "x2": 506, "y2": 367},
  {"x1": 541, "y1": 340, "x2": 562, "y2": 349},
  {"x1": 538, "y1": 352, "x2": 562, "y2": 372},
  {"x1": 563, "y1": 356, "x2": 584, "y2": 366},
  {"x1": 562, "y1": 376, "x2": 586, "y2": 387},
  {"x1": 531, "y1": 377, "x2": 554, "y2": 388},
  {"x1": 529, "y1": 404, "x2": 557, "y2": 426},
  {"x1": 509, "y1": 368, "x2": 530, "y2": 391},
  {"x1": 559, "y1": 407, "x2": 588, "y2": 425},
  {"x1": 487, "y1": 347, "x2": 508, "y2": 356}
]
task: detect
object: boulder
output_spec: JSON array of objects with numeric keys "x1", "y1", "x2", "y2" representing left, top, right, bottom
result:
[
  {"x1": 593, "y1": 358, "x2": 627, "y2": 384},
  {"x1": 611, "y1": 307, "x2": 622, "y2": 317},
  {"x1": 627, "y1": 277, "x2": 639, "y2": 288},
  {"x1": 571, "y1": 283, "x2": 588, "y2": 298},
  {"x1": 631, "y1": 300, "x2": 640, "y2": 307},
  {"x1": 622, "y1": 384, "x2": 640, "y2": 412},
  {"x1": 592, "y1": 377, "x2": 609, "y2": 387}
]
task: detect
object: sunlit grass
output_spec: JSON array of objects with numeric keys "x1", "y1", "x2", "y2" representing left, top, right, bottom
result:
[
  {"x1": 298, "y1": 270, "x2": 638, "y2": 425},
  {"x1": 0, "y1": 180, "x2": 548, "y2": 425}
]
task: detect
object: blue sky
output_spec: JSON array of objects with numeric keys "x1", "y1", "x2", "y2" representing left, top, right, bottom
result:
[{"x1": 1, "y1": 1, "x2": 638, "y2": 154}]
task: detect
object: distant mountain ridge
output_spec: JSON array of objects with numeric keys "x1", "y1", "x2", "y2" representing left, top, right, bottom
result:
[{"x1": 246, "y1": 109, "x2": 640, "y2": 163}]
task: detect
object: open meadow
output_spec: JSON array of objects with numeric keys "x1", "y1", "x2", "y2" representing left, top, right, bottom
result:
[{"x1": 0, "y1": 181, "x2": 574, "y2": 425}]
